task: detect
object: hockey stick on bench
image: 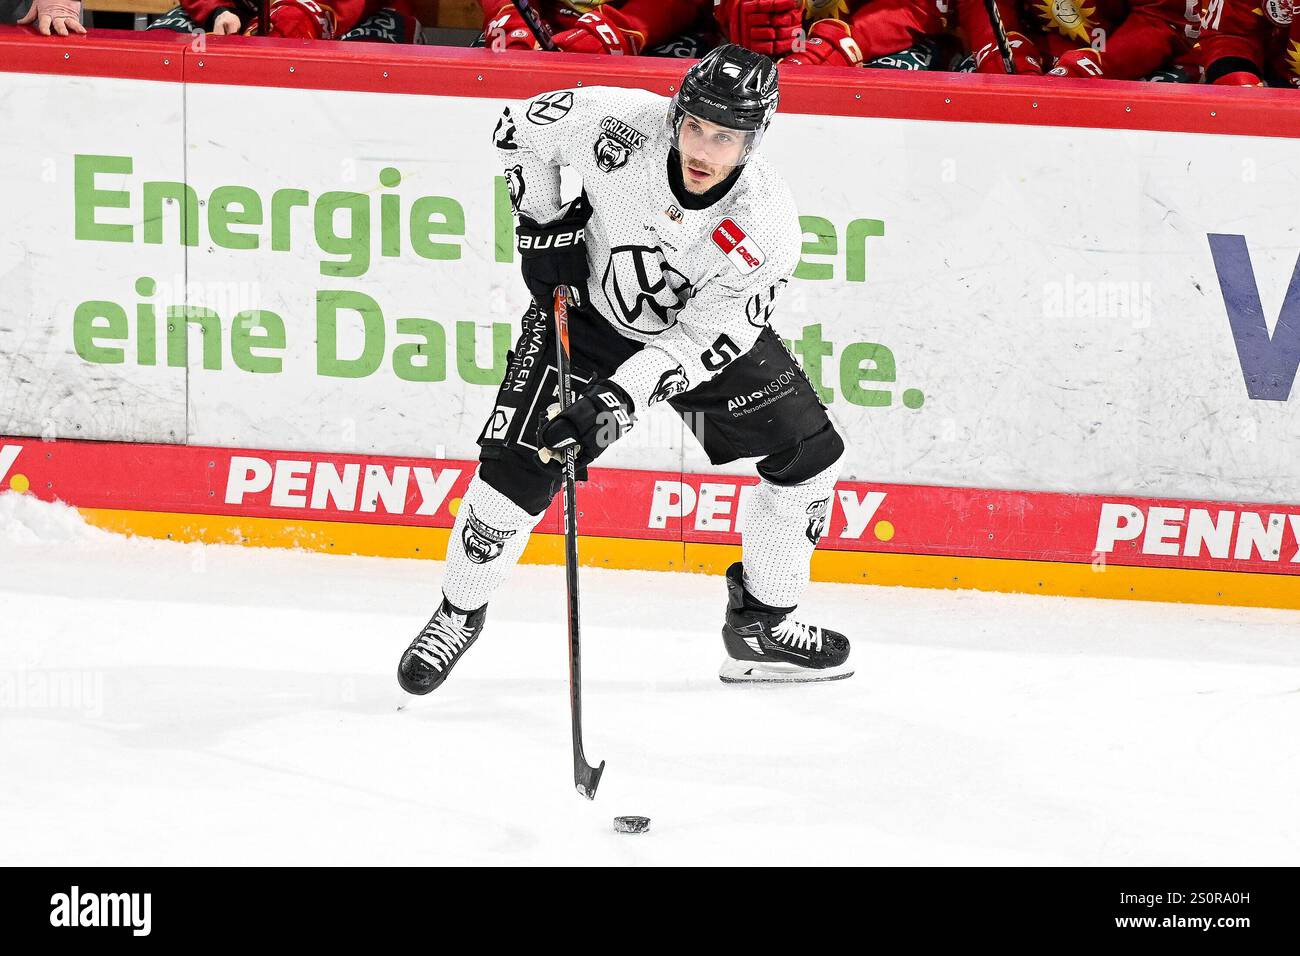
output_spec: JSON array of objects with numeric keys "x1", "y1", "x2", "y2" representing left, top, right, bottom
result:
[{"x1": 982, "y1": 0, "x2": 1017, "y2": 74}]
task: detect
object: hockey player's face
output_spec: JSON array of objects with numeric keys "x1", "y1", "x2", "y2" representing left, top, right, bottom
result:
[{"x1": 677, "y1": 114, "x2": 747, "y2": 194}]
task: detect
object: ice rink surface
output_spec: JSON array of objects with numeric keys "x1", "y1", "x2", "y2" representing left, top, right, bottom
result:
[{"x1": 2, "y1": 491, "x2": 1298, "y2": 866}]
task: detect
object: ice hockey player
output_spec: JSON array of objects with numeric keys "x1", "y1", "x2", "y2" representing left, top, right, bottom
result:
[
  {"x1": 740, "y1": 0, "x2": 955, "y2": 72},
  {"x1": 397, "y1": 44, "x2": 852, "y2": 694},
  {"x1": 1197, "y1": 0, "x2": 1300, "y2": 87},
  {"x1": 479, "y1": 1, "x2": 715, "y2": 57},
  {"x1": 712, "y1": 0, "x2": 806, "y2": 58},
  {"x1": 954, "y1": 0, "x2": 1200, "y2": 80},
  {"x1": 148, "y1": 0, "x2": 422, "y2": 42}
]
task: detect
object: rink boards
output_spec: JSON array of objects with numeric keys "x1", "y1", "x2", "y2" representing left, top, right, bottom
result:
[
  {"x1": 2, "y1": 437, "x2": 1296, "y2": 609},
  {"x1": 2, "y1": 30, "x2": 1299, "y2": 610}
]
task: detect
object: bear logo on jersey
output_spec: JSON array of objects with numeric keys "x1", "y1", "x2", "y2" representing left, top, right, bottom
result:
[
  {"x1": 649, "y1": 366, "x2": 689, "y2": 405},
  {"x1": 805, "y1": 497, "x2": 830, "y2": 545},
  {"x1": 594, "y1": 135, "x2": 631, "y2": 173},
  {"x1": 593, "y1": 115, "x2": 645, "y2": 173},
  {"x1": 462, "y1": 504, "x2": 516, "y2": 564},
  {"x1": 602, "y1": 246, "x2": 692, "y2": 334},
  {"x1": 527, "y1": 91, "x2": 574, "y2": 125},
  {"x1": 505, "y1": 165, "x2": 526, "y2": 210}
]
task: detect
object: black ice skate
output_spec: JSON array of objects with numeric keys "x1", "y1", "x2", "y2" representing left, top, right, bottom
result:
[
  {"x1": 719, "y1": 562, "x2": 853, "y2": 684},
  {"x1": 397, "y1": 597, "x2": 487, "y2": 695}
]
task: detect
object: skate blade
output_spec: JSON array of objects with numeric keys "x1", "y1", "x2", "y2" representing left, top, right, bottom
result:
[{"x1": 718, "y1": 657, "x2": 854, "y2": 684}]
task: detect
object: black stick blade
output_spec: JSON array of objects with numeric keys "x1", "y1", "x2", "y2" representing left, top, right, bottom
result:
[{"x1": 575, "y1": 759, "x2": 605, "y2": 801}]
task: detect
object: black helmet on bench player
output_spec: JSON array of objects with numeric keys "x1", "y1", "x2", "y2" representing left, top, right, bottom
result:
[{"x1": 669, "y1": 43, "x2": 780, "y2": 164}]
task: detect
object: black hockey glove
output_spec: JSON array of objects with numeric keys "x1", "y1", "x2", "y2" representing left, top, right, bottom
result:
[
  {"x1": 516, "y1": 195, "x2": 592, "y2": 311},
  {"x1": 538, "y1": 379, "x2": 636, "y2": 469}
]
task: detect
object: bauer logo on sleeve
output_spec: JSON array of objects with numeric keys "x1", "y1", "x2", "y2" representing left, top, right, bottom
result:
[{"x1": 712, "y1": 219, "x2": 765, "y2": 274}]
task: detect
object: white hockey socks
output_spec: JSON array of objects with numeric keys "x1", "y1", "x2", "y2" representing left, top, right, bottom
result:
[
  {"x1": 441, "y1": 473, "x2": 542, "y2": 612},
  {"x1": 740, "y1": 460, "x2": 842, "y2": 609}
]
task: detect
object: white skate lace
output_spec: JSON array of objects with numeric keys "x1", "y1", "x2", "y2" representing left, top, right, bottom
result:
[
  {"x1": 770, "y1": 617, "x2": 823, "y2": 653},
  {"x1": 411, "y1": 612, "x2": 472, "y2": 672}
]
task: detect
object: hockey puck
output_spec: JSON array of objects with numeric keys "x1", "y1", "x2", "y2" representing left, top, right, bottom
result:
[{"x1": 613, "y1": 816, "x2": 650, "y2": 834}]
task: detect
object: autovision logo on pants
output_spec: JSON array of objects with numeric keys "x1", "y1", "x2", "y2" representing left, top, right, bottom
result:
[{"x1": 49, "y1": 886, "x2": 151, "y2": 936}]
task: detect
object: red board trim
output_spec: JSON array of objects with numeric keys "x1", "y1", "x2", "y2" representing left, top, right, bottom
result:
[{"x1": 2, "y1": 26, "x2": 1300, "y2": 138}]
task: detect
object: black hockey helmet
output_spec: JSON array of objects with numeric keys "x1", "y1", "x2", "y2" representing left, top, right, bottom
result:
[{"x1": 669, "y1": 44, "x2": 780, "y2": 161}]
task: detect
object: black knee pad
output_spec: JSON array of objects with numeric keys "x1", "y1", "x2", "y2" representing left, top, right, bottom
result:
[
  {"x1": 756, "y1": 423, "x2": 845, "y2": 486},
  {"x1": 479, "y1": 450, "x2": 562, "y2": 516}
]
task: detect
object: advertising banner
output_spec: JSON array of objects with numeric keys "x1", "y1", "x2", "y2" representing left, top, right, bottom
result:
[
  {"x1": 2, "y1": 437, "x2": 1297, "y2": 608},
  {"x1": 3, "y1": 55, "x2": 1298, "y2": 500},
  {"x1": 3, "y1": 33, "x2": 1299, "y2": 608},
  {"x1": 0, "y1": 71, "x2": 188, "y2": 444}
]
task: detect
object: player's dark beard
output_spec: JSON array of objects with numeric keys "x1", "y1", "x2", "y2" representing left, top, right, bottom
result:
[{"x1": 668, "y1": 148, "x2": 744, "y2": 210}]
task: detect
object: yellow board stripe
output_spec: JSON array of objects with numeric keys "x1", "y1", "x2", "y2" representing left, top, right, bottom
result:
[
  {"x1": 76, "y1": 508, "x2": 687, "y2": 571},
  {"x1": 77, "y1": 507, "x2": 1300, "y2": 611},
  {"x1": 705, "y1": 544, "x2": 1300, "y2": 610}
]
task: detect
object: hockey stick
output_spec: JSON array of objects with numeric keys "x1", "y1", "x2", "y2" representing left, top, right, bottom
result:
[
  {"x1": 510, "y1": 0, "x2": 559, "y2": 52},
  {"x1": 552, "y1": 285, "x2": 605, "y2": 800},
  {"x1": 981, "y1": 0, "x2": 1016, "y2": 74},
  {"x1": 260, "y1": 0, "x2": 270, "y2": 36}
]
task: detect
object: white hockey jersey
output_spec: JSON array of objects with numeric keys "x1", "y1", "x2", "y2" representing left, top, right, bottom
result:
[{"x1": 493, "y1": 85, "x2": 802, "y2": 410}]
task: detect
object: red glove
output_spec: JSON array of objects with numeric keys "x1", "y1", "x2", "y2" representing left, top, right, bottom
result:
[
  {"x1": 715, "y1": 0, "x2": 804, "y2": 58},
  {"x1": 971, "y1": 31, "x2": 1043, "y2": 74},
  {"x1": 264, "y1": 0, "x2": 337, "y2": 38},
  {"x1": 1047, "y1": 48, "x2": 1105, "y2": 78},
  {"x1": 553, "y1": 10, "x2": 641, "y2": 55},
  {"x1": 780, "y1": 18, "x2": 864, "y2": 67},
  {"x1": 484, "y1": 2, "x2": 539, "y2": 51}
]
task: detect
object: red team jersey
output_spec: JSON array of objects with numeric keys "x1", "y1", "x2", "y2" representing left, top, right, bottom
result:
[
  {"x1": 479, "y1": 0, "x2": 708, "y2": 54},
  {"x1": 774, "y1": 0, "x2": 952, "y2": 67},
  {"x1": 958, "y1": 0, "x2": 1199, "y2": 78},
  {"x1": 1198, "y1": 0, "x2": 1300, "y2": 85},
  {"x1": 181, "y1": 0, "x2": 414, "y2": 38},
  {"x1": 810, "y1": 0, "x2": 951, "y2": 62}
]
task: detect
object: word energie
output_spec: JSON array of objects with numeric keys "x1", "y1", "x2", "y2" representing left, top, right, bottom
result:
[{"x1": 74, "y1": 155, "x2": 463, "y2": 279}]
